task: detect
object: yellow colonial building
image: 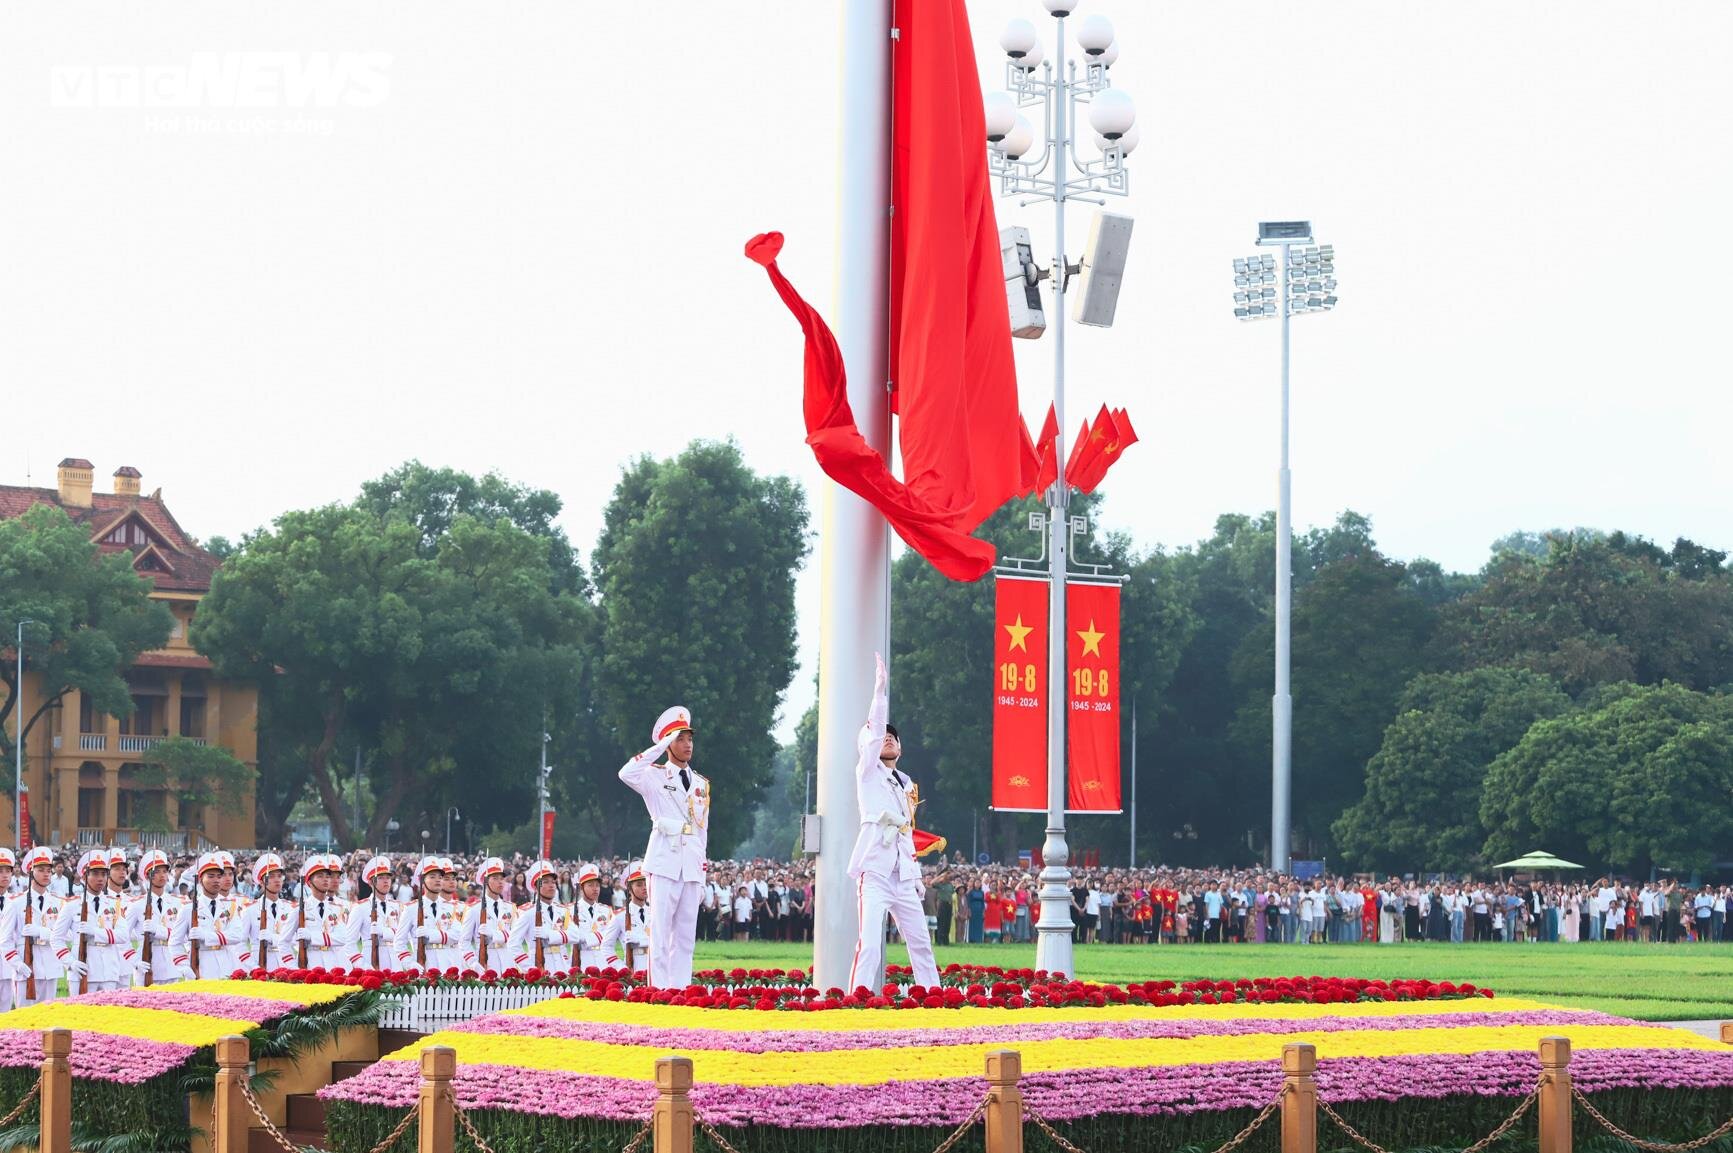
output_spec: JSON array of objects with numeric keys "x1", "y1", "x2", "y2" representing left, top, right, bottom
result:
[{"x1": 1, "y1": 458, "x2": 258, "y2": 850}]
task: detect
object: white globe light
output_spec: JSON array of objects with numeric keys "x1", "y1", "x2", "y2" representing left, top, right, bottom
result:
[
  {"x1": 1043, "y1": 0, "x2": 1079, "y2": 14},
  {"x1": 1001, "y1": 18, "x2": 1037, "y2": 59},
  {"x1": 1017, "y1": 37, "x2": 1045, "y2": 71},
  {"x1": 1077, "y1": 14, "x2": 1115, "y2": 54},
  {"x1": 1089, "y1": 88, "x2": 1136, "y2": 138},
  {"x1": 1003, "y1": 115, "x2": 1036, "y2": 160},
  {"x1": 983, "y1": 92, "x2": 1017, "y2": 142},
  {"x1": 1098, "y1": 40, "x2": 1121, "y2": 68},
  {"x1": 1095, "y1": 121, "x2": 1140, "y2": 156}
]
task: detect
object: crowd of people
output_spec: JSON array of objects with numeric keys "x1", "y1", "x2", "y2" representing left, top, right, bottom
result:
[{"x1": 13, "y1": 845, "x2": 1728, "y2": 952}]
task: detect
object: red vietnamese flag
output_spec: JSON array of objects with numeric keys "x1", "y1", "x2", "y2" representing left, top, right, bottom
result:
[
  {"x1": 1066, "y1": 582, "x2": 1122, "y2": 812},
  {"x1": 746, "y1": 0, "x2": 1033, "y2": 582},
  {"x1": 992, "y1": 576, "x2": 1049, "y2": 811},
  {"x1": 540, "y1": 811, "x2": 555, "y2": 860},
  {"x1": 1030, "y1": 404, "x2": 1059, "y2": 496},
  {"x1": 1069, "y1": 407, "x2": 1140, "y2": 493}
]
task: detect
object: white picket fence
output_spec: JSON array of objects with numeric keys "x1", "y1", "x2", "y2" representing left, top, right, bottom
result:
[{"x1": 376, "y1": 985, "x2": 570, "y2": 1031}]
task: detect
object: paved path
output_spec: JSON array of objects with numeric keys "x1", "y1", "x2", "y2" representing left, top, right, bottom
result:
[{"x1": 1668, "y1": 1020, "x2": 1729, "y2": 1040}]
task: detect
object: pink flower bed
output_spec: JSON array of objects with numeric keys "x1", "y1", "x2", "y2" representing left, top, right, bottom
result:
[{"x1": 0, "y1": 1029, "x2": 194, "y2": 1085}]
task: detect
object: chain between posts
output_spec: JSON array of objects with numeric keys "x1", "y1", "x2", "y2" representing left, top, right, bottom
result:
[
  {"x1": 0, "y1": 1075, "x2": 41, "y2": 1128},
  {"x1": 617, "y1": 1116, "x2": 655, "y2": 1153},
  {"x1": 447, "y1": 1088, "x2": 504, "y2": 1153},
  {"x1": 928, "y1": 1094, "x2": 990, "y2": 1153},
  {"x1": 1317, "y1": 1083, "x2": 1538, "y2": 1153},
  {"x1": 363, "y1": 1100, "x2": 421, "y2": 1153},
  {"x1": 1572, "y1": 1085, "x2": 1733, "y2": 1153},
  {"x1": 698, "y1": 1118, "x2": 748, "y2": 1153},
  {"x1": 233, "y1": 1074, "x2": 316, "y2": 1153}
]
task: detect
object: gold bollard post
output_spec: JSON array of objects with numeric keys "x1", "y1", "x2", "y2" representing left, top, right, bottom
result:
[
  {"x1": 984, "y1": 1050, "x2": 1024, "y2": 1153},
  {"x1": 654, "y1": 1056, "x2": 694, "y2": 1153},
  {"x1": 1721, "y1": 1022, "x2": 1732, "y2": 1045},
  {"x1": 213, "y1": 1035, "x2": 251, "y2": 1153},
  {"x1": 418, "y1": 1047, "x2": 456, "y2": 1153},
  {"x1": 1538, "y1": 1037, "x2": 1572, "y2": 1153},
  {"x1": 1281, "y1": 1043, "x2": 1317, "y2": 1153},
  {"x1": 39, "y1": 1029, "x2": 71, "y2": 1153}
]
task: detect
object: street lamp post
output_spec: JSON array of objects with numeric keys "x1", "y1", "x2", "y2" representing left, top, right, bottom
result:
[
  {"x1": 987, "y1": 0, "x2": 1137, "y2": 978},
  {"x1": 1233, "y1": 222, "x2": 1337, "y2": 873},
  {"x1": 445, "y1": 806, "x2": 461, "y2": 854},
  {"x1": 13, "y1": 620, "x2": 39, "y2": 852}
]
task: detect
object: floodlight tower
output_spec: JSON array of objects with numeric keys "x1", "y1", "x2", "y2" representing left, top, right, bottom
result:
[
  {"x1": 986, "y1": 0, "x2": 1138, "y2": 979},
  {"x1": 1233, "y1": 222, "x2": 1337, "y2": 874}
]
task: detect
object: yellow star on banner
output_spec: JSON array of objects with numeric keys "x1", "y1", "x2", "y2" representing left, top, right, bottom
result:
[
  {"x1": 1077, "y1": 619, "x2": 1105, "y2": 658},
  {"x1": 1004, "y1": 614, "x2": 1034, "y2": 653}
]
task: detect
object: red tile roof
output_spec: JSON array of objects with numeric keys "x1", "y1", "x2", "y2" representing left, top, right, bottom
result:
[
  {"x1": 134, "y1": 652, "x2": 215, "y2": 670},
  {"x1": 0, "y1": 484, "x2": 221, "y2": 593}
]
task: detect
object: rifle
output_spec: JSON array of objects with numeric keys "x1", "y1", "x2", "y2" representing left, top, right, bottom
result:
[
  {"x1": 142, "y1": 894, "x2": 156, "y2": 986},
  {"x1": 77, "y1": 891, "x2": 90, "y2": 995},
  {"x1": 623, "y1": 901, "x2": 637, "y2": 975},
  {"x1": 534, "y1": 900, "x2": 544, "y2": 970},
  {"x1": 190, "y1": 894, "x2": 201, "y2": 977},
  {"x1": 478, "y1": 897, "x2": 489, "y2": 969},
  {"x1": 257, "y1": 892, "x2": 270, "y2": 968},
  {"x1": 416, "y1": 897, "x2": 427, "y2": 968},
  {"x1": 23, "y1": 895, "x2": 36, "y2": 1002},
  {"x1": 296, "y1": 896, "x2": 308, "y2": 969},
  {"x1": 370, "y1": 896, "x2": 381, "y2": 971}
]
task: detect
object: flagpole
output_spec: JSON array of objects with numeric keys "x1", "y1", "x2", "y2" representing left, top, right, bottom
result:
[{"x1": 812, "y1": 0, "x2": 893, "y2": 994}]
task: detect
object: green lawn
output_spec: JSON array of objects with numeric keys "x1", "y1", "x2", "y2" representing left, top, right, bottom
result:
[{"x1": 692, "y1": 940, "x2": 1733, "y2": 1022}]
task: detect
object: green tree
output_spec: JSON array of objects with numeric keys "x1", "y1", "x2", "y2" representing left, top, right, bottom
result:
[
  {"x1": 133, "y1": 736, "x2": 253, "y2": 829},
  {"x1": 1332, "y1": 668, "x2": 1571, "y2": 872},
  {"x1": 1229, "y1": 547, "x2": 1438, "y2": 858},
  {"x1": 1, "y1": 504, "x2": 172, "y2": 760},
  {"x1": 588, "y1": 440, "x2": 809, "y2": 857},
  {"x1": 1479, "y1": 682, "x2": 1733, "y2": 873}
]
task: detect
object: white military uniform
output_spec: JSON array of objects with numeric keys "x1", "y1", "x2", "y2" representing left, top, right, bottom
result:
[
  {"x1": 131, "y1": 850, "x2": 184, "y2": 986},
  {"x1": 845, "y1": 658, "x2": 940, "y2": 991},
  {"x1": 601, "y1": 863, "x2": 652, "y2": 978},
  {"x1": 237, "y1": 854, "x2": 300, "y2": 972},
  {"x1": 170, "y1": 856, "x2": 245, "y2": 981},
  {"x1": 344, "y1": 857, "x2": 406, "y2": 972},
  {"x1": 506, "y1": 860, "x2": 579, "y2": 973},
  {"x1": 294, "y1": 854, "x2": 355, "y2": 970},
  {"x1": 14, "y1": 852, "x2": 69, "y2": 1006},
  {"x1": 619, "y1": 706, "x2": 708, "y2": 988},
  {"x1": 52, "y1": 853, "x2": 142, "y2": 993},
  {"x1": 460, "y1": 858, "x2": 520, "y2": 974},
  {"x1": 570, "y1": 886, "x2": 620, "y2": 973}
]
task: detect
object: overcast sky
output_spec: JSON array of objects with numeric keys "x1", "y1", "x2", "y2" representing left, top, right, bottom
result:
[{"x1": 4, "y1": 2, "x2": 1730, "y2": 741}]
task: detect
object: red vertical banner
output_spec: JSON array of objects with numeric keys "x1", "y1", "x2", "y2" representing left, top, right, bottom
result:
[
  {"x1": 1066, "y1": 582, "x2": 1122, "y2": 812},
  {"x1": 541, "y1": 811, "x2": 556, "y2": 859},
  {"x1": 992, "y1": 576, "x2": 1049, "y2": 811},
  {"x1": 17, "y1": 791, "x2": 31, "y2": 852}
]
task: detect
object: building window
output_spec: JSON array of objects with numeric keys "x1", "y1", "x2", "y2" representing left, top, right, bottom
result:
[
  {"x1": 77, "y1": 788, "x2": 105, "y2": 829},
  {"x1": 180, "y1": 697, "x2": 205, "y2": 739}
]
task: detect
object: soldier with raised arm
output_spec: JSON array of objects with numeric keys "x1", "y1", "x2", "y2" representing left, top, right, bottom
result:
[
  {"x1": 618, "y1": 706, "x2": 709, "y2": 988},
  {"x1": 846, "y1": 652, "x2": 941, "y2": 992}
]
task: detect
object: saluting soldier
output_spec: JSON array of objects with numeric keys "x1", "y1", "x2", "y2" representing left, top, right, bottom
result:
[
  {"x1": 460, "y1": 857, "x2": 519, "y2": 973},
  {"x1": 344, "y1": 856, "x2": 404, "y2": 972},
  {"x1": 507, "y1": 859, "x2": 578, "y2": 972},
  {"x1": 601, "y1": 860, "x2": 652, "y2": 979},
  {"x1": 170, "y1": 853, "x2": 242, "y2": 980},
  {"x1": 618, "y1": 705, "x2": 709, "y2": 988},
  {"x1": 132, "y1": 850, "x2": 184, "y2": 986},
  {"x1": 238, "y1": 854, "x2": 300, "y2": 971}
]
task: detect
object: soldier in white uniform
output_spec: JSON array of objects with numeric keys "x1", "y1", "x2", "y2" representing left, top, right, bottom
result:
[
  {"x1": 53, "y1": 850, "x2": 142, "y2": 993},
  {"x1": 0, "y1": 851, "x2": 25, "y2": 1009},
  {"x1": 461, "y1": 857, "x2": 519, "y2": 974},
  {"x1": 14, "y1": 848, "x2": 66, "y2": 1004},
  {"x1": 846, "y1": 653, "x2": 941, "y2": 991},
  {"x1": 569, "y1": 863, "x2": 620, "y2": 973},
  {"x1": 237, "y1": 854, "x2": 300, "y2": 972},
  {"x1": 291, "y1": 854, "x2": 353, "y2": 970},
  {"x1": 133, "y1": 850, "x2": 183, "y2": 986},
  {"x1": 602, "y1": 861, "x2": 652, "y2": 979},
  {"x1": 394, "y1": 857, "x2": 474, "y2": 974},
  {"x1": 345, "y1": 856, "x2": 404, "y2": 972},
  {"x1": 507, "y1": 860, "x2": 577, "y2": 973},
  {"x1": 170, "y1": 853, "x2": 243, "y2": 980},
  {"x1": 619, "y1": 705, "x2": 709, "y2": 988}
]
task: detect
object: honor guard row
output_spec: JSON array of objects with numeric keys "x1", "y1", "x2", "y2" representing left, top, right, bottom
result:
[{"x1": 0, "y1": 846, "x2": 656, "y2": 1006}]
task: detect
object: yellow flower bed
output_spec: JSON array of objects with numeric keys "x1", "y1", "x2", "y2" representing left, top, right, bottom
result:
[
  {"x1": 383, "y1": 1021, "x2": 1719, "y2": 1087},
  {"x1": 512, "y1": 995, "x2": 1560, "y2": 1033},
  {"x1": 169, "y1": 979, "x2": 356, "y2": 1006},
  {"x1": 0, "y1": 1003, "x2": 256, "y2": 1048}
]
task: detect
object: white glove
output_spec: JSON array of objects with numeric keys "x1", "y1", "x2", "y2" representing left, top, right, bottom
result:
[
  {"x1": 537, "y1": 925, "x2": 566, "y2": 944},
  {"x1": 295, "y1": 925, "x2": 320, "y2": 942},
  {"x1": 20, "y1": 922, "x2": 44, "y2": 940},
  {"x1": 76, "y1": 920, "x2": 101, "y2": 938},
  {"x1": 258, "y1": 931, "x2": 279, "y2": 947},
  {"x1": 373, "y1": 923, "x2": 395, "y2": 939},
  {"x1": 62, "y1": 957, "x2": 87, "y2": 980},
  {"x1": 484, "y1": 925, "x2": 507, "y2": 946},
  {"x1": 413, "y1": 924, "x2": 438, "y2": 941},
  {"x1": 141, "y1": 919, "x2": 168, "y2": 939},
  {"x1": 9, "y1": 960, "x2": 30, "y2": 981},
  {"x1": 132, "y1": 963, "x2": 151, "y2": 983},
  {"x1": 655, "y1": 817, "x2": 687, "y2": 837},
  {"x1": 194, "y1": 925, "x2": 222, "y2": 947},
  {"x1": 874, "y1": 650, "x2": 888, "y2": 692},
  {"x1": 177, "y1": 964, "x2": 198, "y2": 981}
]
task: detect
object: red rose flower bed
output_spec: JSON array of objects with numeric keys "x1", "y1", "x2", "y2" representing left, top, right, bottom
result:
[{"x1": 231, "y1": 962, "x2": 1493, "y2": 1012}]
